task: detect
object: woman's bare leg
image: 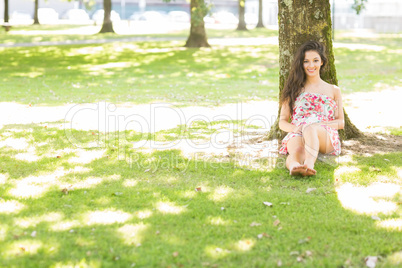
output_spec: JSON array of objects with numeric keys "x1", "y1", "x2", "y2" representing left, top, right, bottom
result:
[
  {"x1": 286, "y1": 136, "x2": 307, "y2": 176},
  {"x1": 302, "y1": 125, "x2": 334, "y2": 175}
]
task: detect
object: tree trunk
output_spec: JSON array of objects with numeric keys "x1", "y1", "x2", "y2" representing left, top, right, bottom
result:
[
  {"x1": 4, "y1": 0, "x2": 9, "y2": 23},
  {"x1": 267, "y1": 0, "x2": 362, "y2": 141},
  {"x1": 236, "y1": 0, "x2": 248, "y2": 31},
  {"x1": 256, "y1": 0, "x2": 264, "y2": 28},
  {"x1": 99, "y1": 0, "x2": 115, "y2": 33},
  {"x1": 33, "y1": 0, "x2": 39, "y2": 25},
  {"x1": 185, "y1": 0, "x2": 210, "y2": 48}
]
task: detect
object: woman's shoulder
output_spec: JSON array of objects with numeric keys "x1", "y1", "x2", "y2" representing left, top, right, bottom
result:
[{"x1": 322, "y1": 82, "x2": 341, "y2": 99}]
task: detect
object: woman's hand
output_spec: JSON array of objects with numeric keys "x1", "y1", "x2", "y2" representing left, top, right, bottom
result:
[{"x1": 292, "y1": 125, "x2": 303, "y2": 135}]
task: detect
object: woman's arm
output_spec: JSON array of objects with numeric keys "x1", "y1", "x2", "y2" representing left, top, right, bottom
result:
[{"x1": 279, "y1": 102, "x2": 301, "y2": 133}]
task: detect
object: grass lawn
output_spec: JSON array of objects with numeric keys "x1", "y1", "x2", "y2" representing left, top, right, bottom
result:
[
  {"x1": 0, "y1": 26, "x2": 401, "y2": 267},
  {"x1": 0, "y1": 27, "x2": 401, "y2": 106}
]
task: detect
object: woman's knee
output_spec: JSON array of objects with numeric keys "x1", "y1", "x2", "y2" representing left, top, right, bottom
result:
[
  {"x1": 289, "y1": 144, "x2": 305, "y2": 155},
  {"x1": 302, "y1": 124, "x2": 318, "y2": 137}
]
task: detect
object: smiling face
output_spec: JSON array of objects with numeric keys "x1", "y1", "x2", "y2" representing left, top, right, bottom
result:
[{"x1": 303, "y1": 50, "x2": 323, "y2": 78}]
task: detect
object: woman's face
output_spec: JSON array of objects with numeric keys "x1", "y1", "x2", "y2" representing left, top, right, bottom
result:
[{"x1": 303, "y1": 50, "x2": 323, "y2": 78}]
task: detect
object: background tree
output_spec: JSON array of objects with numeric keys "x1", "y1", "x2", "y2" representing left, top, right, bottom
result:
[
  {"x1": 236, "y1": 0, "x2": 247, "y2": 31},
  {"x1": 256, "y1": 0, "x2": 264, "y2": 28},
  {"x1": 99, "y1": 0, "x2": 114, "y2": 33},
  {"x1": 185, "y1": 0, "x2": 210, "y2": 47},
  {"x1": 33, "y1": 0, "x2": 39, "y2": 24},
  {"x1": 352, "y1": 0, "x2": 368, "y2": 14},
  {"x1": 267, "y1": 0, "x2": 362, "y2": 140},
  {"x1": 3, "y1": 0, "x2": 9, "y2": 23}
]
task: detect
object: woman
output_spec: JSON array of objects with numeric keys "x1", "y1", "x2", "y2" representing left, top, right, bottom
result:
[{"x1": 279, "y1": 41, "x2": 344, "y2": 176}]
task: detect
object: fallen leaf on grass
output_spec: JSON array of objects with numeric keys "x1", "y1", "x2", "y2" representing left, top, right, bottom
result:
[
  {"x1": 277, "y1": 260, "x2": 282, "y2": 267},
  {"x1": 31, "y1": 231, "x2": 36, "y2": 237},
  {"x1": 273, "y1": 220, "x2": 280, "y2": 226},
  {"x1": 250, "y1": 222, "x2": 262, "y2": 227},
  {"x1": 290, "y1": 251, "x2": 299, "y2": 256},
  {"x1": 297, "y1": 256, "x2": 303, "y2": 262},
  {"x1": 173, "y1": 251, "x2": 179, "y2": 257},
  {"x1": 263, "y1": 201, "x2": 273, "y2": 207},
  {"x1": 257, "y1": 233, "x2": 272, "y2": 239},
  {"x1": 61, "y1": 185, "x2": 74, "y2": 195},
  {"x1": 298, "y1": 237, "x2": 311, "y2": 244},
  {"x1": 371, "y1": 216, "x2": 381, "y2": 221},
  {"x1": 305, "y1": 250, "x2": 313, "y2": 257},
  {"x1": 56, "y1": 156, "x2": 61, "y2": 158},
  {"x1": 306, "y1": 188, "x2": 316, "y2": 193},
  {"x1": 280, "y1": 202, "x2": 290, "y2": 205},
  {"x1": 365, "y1": 256, "x2": 378, "y2": 268}
]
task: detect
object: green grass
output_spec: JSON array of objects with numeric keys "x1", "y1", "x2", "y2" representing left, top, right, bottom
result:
[
  {"x1": 0, "y1": 122, "x2": 401, "y2": 267},
  {"x1": 0, "y1": 26, "x2": 401, "y2": 267},
  {"x1": 0, "y1": 40, "x2": 279, "y2": 106},
  {"x1": 0, "y1": 28, "x2": 401, "y2": 106}
]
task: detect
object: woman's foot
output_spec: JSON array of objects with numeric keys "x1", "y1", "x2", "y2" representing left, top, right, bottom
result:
[
  {"x1": 304, "y1": 161, "x2": 317, "y2": 176},
  {"x1": 290, "y1": 164, "x2": 308, "y2": 176}
]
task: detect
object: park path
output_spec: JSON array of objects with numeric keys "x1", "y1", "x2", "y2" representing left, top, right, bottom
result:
[{"x1": 0, "y1": 36, "x2": 279, "y2": 48}]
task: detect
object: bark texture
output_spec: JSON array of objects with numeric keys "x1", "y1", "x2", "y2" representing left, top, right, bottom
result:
[
  {"x1": 33, "y1": 0, "x2": 39, "y2": 24},
  {"x1": 236, "y1": 0, "x2": 248, "y2": 31},
  {"x1": 267, "y1": 0, "x2": 362, "y2": 141},
  {"x1": 185, "y1": 0, "x2": 210, "y2": 47},
  {"x1": 4, "y1": 0, "x2": 9, "y2": 23},
  {"x1": 99, "y1": 0, "x2": 115, "y2": 33},
  {"x1": 256, "y1": 0, "x2": 265, "y2": 28}
]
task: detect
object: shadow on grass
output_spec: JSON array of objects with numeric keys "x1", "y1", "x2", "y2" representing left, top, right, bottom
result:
[
  {"x1": 0, "y1": 40, "x2": 276, "y2": 105},
  {"x1": 0, "y1": 138, "x2": 401, "y2": 267}
]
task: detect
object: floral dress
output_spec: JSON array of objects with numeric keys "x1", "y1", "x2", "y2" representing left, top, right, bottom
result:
[{"x1": 279, "y1": 92, "x2": 341, "y2": 156}]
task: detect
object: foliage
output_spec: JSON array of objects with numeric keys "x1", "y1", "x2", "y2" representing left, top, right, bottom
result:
[{"x1": 351, "y1": 0, "x2": 368, "y2": 15}]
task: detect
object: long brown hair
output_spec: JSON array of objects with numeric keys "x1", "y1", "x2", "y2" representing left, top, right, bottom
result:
[{"x1": 280, "y1": 41, "x2": 328, "y2": 114}]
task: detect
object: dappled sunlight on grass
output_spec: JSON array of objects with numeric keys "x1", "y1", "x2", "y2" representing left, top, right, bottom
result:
[
  {"x1": 0, "y1": 137, "x2": 29, "y2": 150},
  {"x1": 0, "y1": 173, "x2": 8, "y2": 184},
  {"x1": 377, "y1": 219, "x2": 402, "y2": 231},
  {"x1": 333, "y1": 42, "x2": 385, "y2": 51},
  {"x1": 122, "y1": 179, "x2": 138, "y2": 188},
  {"x1": 0, "y1": 224, "x2": 6, "y2": 241},
  {"x1": 208, "y1": 216, "x2": 231, "y2": 226},
  {"x1": 209, "y1": 186, "x2": 234, "y2": 202},
  {"x1": 135, "y1": 209, "x2": 153, "y2": 220},
  {"x1": 8, "y1": 167, "x2": 70, "y2": 198},
  {"x1": 0, "y1": 200, "x2": 25, "y2": 214},
  {"x1": 14, "y1": 212, "x2": 63, "y2": 229},
  {"x1": 235, "y1": 239, "x2": 255, "y2": 252},
  {"x1": 50, "y1": 220, "x2": 81, "y2": 232},
  {"x1": 205, "y1": 245, "x2": 231, "y2": 259},
  {"x1": 5, "y1": 240, "x2": 43, "y2": 257},
  {"x1": 336, "y1": 182, "x2": 400, "y2": 215},
  {"x1": 85, "y1": 210, "x2": 132, "y2": 225},
  {"x1": 118, "y1": 223, "x2": 149, "y2": 246},
  {"x1": 67, "y1": 149, "x2": 106, "y2": 164},
  {"x1": 156, "y1": 201, "x2": 186, "y2": 215}
]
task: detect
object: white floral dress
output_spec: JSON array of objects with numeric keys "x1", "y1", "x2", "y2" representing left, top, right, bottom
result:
[{"x1": 279, "y1": 92, "x2": 341, "y2": 156}]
